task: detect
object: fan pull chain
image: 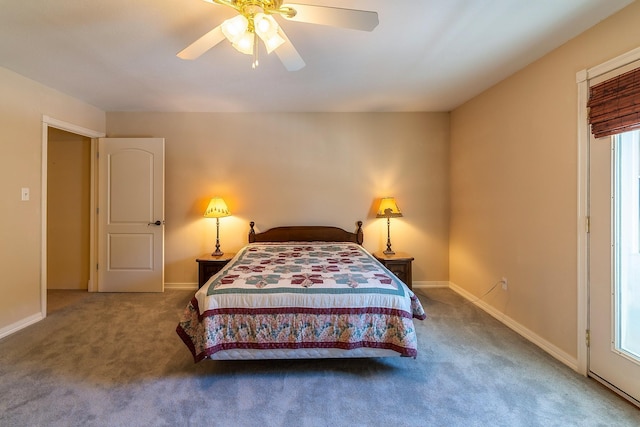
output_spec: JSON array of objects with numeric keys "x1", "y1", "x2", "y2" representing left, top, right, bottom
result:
[{"x1": 252, "y1": 32, "x2": 259, "y2": 69}]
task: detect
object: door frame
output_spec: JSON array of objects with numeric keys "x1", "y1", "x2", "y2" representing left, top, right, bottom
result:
[
  {"x1": 576, "y1": 46, "x2": 640, "y2": 375},
  {"x1": 41, "y1": 116, "x2": 105, "y2": 317}
]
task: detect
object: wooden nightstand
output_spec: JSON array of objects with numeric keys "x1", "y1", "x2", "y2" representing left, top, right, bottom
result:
[
  {"x1": 196, "y1": 253, "x2": 235, "y2": 287},
  {"x1": 373, "y1": 251, "x2": 414, "y2": 290}
]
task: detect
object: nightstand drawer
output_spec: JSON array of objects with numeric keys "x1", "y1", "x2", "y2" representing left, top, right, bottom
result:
[
  {"x1": 384, "y1": 261, "x2": 411, "y2": 285},
  {"x1": 372, "y1": 251, "x2": 414, "y2": 290},
  {"x1": 196, "y1": 253, "x2": 235, "y2": 287}
]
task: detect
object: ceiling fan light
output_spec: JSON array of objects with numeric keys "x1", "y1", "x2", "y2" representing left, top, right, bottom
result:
[
  {"x1": 221, "y1": 15, "x2": 249, "y2": 43},
  {"x1": 232, "y1": 31, "x2": 255, "y2": 55},
  {"x1": 263, "y1": 33, "x2": 285, "y2": 54},
  {"x1": 254, "y1": 13, "x2": 278, "y2": 39}
]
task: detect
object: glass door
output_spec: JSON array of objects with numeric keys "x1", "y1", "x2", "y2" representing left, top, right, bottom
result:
[
  {"x1": 589, "y1": 129, "x2": 640, "y2": 406},
  {"x1": 614, "y1": 131, "x2": 640, "y2": 362}
]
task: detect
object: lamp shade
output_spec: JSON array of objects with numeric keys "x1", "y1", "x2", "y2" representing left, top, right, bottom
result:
[
  {"x1": 376, "y1": 197, "x2": 403, "y2": 218},
  {"x1": 204, "y1": 197, "x2": 231, "y2": 218}
]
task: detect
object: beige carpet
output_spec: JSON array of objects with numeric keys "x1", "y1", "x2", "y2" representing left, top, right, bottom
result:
[
  {"x1": 1, "y1": 288, "x2": 638, "y2": 426},
  {"x1": 47, "y1": 290, "x2": 91, "y2": 315}
]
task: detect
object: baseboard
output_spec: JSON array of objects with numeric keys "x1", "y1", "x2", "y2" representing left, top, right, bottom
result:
[
  {"x1": 413, "y1": 280, "x2": 449, "y2": 289},
  {"x1": 0, "y1": 313, "x2": 44, "y2": 341},
  {"x1": 164, "y1": 282, "x2": 198, "y2": 290},
  {"x1": 448, "y1": 281, "x2": 579, "y2": 372}
]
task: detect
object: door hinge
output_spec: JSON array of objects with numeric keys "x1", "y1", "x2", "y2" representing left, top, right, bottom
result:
[
  {"x1": 585, "y1": 216, "x2": 590, "y2": 234},
  {"x1": 586, "y1": 329, "x2": 591, "y2": 348},
  {"x1": 96, "y1": 263, "x2": 99, "y2": 271}
]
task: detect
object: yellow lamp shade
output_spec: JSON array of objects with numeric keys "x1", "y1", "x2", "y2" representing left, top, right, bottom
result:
[
  {"x1": 376, "y1": 197, "x2": 403, "y2": 218},
  {"x1": 204, "y1": 197, "x2": 231, "y2": 218}
]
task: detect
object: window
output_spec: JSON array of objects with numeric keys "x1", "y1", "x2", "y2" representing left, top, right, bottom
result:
[{"x1": 615, "y1": 130, "x2": 640, "y2": 359}]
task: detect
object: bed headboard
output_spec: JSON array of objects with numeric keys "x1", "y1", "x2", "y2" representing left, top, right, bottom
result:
[{"x1": 248, "y1": 221, "x2": 363, "y2": 245}]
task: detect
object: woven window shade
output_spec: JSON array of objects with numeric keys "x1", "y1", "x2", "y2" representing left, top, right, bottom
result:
[{"x1": 588, "y1": 66, "x2": 640, "y2": 139}]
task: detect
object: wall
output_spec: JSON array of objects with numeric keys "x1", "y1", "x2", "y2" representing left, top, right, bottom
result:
[
  {"x1": 450, "y1": 1, "x2": 640, "y2": 361},
  {"x1": 106, "y1": 112, "x2": 450, "y2": 287},
  {"x1": 47, "y1": 128, "x2": 91, "y2": 290},
  {"x1": 0, "y1": 66, "x2": 105, "y2": 337}
]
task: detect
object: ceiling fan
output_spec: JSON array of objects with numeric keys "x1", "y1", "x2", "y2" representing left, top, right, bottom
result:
[{"x1": 177, "y1": 0, "x2": 379, "y2": 71}]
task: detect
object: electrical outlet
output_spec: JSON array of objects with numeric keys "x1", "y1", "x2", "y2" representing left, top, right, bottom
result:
[{"x1": 501, "y1": 277, "x2": 508, "y2": 291}]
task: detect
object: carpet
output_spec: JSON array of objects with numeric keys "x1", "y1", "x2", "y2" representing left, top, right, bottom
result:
[{"x1": 0, "y1": 288, "x2": 638, "y2": 426}]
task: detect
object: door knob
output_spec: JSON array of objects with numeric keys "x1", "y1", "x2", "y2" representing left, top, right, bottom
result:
[{"x1": 148, "y1": 220, "x2": 163, "y2": 226}]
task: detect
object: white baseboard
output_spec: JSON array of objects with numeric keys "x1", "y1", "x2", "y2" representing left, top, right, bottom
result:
[
  {"x1": 0, "y1": 313, "x2": 44, "y2": 340},
  {"x1": 445, "y1": 282, "x2": 579, "y2": 371},
  {"x1": 164, "y1": 282, "x2": 198, "y2": 291},
  {"x1": 413, "y1": 280, "x2": 449, "y2": 289}
]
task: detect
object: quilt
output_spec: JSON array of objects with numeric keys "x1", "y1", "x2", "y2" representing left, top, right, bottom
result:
[{"x1": 177, "y1": 242, "x2": 426, "y2": 362}]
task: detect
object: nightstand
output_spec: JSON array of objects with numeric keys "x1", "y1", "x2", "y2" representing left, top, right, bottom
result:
[
  {"x1": 196, "y1": 253, "x2": 235, "y2": 287},
  {"x1": 373, "y1": 251, "x2": 414, "y2": 290}
]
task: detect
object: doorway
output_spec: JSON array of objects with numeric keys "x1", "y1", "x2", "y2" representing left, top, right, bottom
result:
[
  {"x1": 47, "y1": 129, "x2": 90, "y2": 289},
  {"x1": 41, "y1": 116, "x2": 105, "y2": 317},
  {"x1": 577, "y1": 47, "x2": 640, "y2": 408},
  {"x1": 46, "y1": 128, "x2": 91, "y2": 314}
]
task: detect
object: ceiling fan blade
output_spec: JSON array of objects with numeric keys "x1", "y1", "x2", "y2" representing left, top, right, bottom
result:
[
  {"x1": 177, "y1": 25, "x2": 225, "y2": 60},
  {"x1": 274, "y1": 28, "x2": 305, "y2": 71},
  {"x1": 281, "y1": 4, "x2": 378, "y2": 31}
]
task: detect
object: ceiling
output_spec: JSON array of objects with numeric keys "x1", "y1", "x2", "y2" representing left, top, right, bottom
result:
[{"x1": 0, "y1": 0, "x2": 634, "y2": 112}]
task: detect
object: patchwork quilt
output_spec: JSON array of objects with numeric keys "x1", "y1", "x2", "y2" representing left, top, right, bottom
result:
[{"x1": 177, "y1": 242, "x2": 426, "y2": 362}]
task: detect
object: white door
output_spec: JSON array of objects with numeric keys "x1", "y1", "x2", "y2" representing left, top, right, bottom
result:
[
  {"x1": 98, "y1": 138, "x2": 165, "y2": 292},
  {"x1": 589, "y1": 130, "x2": 640, "y2": 405}
]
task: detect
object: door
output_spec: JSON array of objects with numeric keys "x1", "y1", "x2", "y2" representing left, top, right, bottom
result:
[
  {"x1": 98, "y1": 138, "x2": 165, "y2": 292},
  {"x1": 589, "y1": 130, "x2": 640, "y2": 405}
]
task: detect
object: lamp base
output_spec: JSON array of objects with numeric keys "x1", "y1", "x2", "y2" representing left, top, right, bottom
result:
[
  {"x1": 383, "y1": 217, "x2": 396, "y2": 256},
  {"x1": 212, "y1": 217, "x2": 223, "y2": 256}
]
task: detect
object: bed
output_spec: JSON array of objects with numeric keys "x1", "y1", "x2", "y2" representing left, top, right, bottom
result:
[{"x1": 176, "y1": 221, "x2": 426, "y2": 361}]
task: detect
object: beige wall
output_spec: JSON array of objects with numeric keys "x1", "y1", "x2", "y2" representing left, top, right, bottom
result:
[
  {"x1": 47, "y1": 128, "x2": 91, "y2": 290},
  {"x1": 106, "y1": 112, "x2": 450, "y2": 286},
  {"x1": 450, "y1": 1, "x2": 640, "y2": 359},
  {"x1": 0, "y1": 66, "x2": 105, "y2": 335}
]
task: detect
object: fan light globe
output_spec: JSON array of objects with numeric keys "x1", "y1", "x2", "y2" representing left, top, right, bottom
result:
[
  {"x1": 254, "y1": 13, "x2": 284, "y2": 54},
  {"x1": 254, "y1": 13, "x2": 277, "y2": 37},
  {"x1": 221, "y1": 15, "x2": 248, "y2": 42},
  {"x1": 232, "y1": 32, "x2": 255, "y2": 55}
]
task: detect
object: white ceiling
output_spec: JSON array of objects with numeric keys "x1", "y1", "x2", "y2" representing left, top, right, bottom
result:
[{"x1": 0, "y1": 0, "x2": 633, "y2": 112}]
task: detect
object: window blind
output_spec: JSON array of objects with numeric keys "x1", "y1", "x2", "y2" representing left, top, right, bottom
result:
[{"x1": 588, "y1": 66, "x2": 640, "y2": 139}]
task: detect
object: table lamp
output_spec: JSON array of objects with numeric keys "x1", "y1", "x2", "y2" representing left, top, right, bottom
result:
[
  {"x1": 376, "y1": 197, "x2": 402, "y2": 255},
  {"x1": 204, "y1": 197, "x2": 231, "y2": 256}
]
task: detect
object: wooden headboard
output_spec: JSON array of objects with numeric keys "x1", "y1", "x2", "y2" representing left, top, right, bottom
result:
[{"x1": 248, "y1": 221, "x2": 363, "y2": 245}]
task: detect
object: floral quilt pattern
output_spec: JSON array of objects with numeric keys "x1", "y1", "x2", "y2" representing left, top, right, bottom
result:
[{"x1": 177, "y1": 242, "x2": 426, "y2": 362}]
